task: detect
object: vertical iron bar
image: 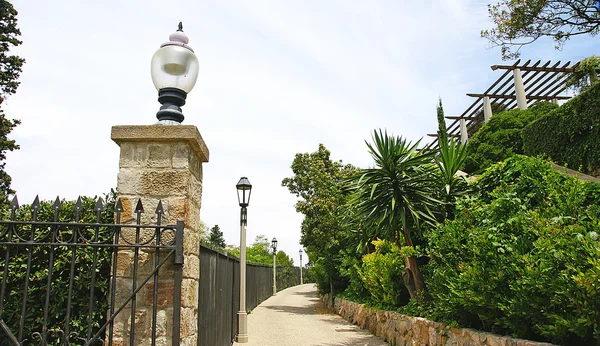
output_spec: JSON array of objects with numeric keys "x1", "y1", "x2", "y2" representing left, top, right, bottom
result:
[
  {"x1": 63, "y1": 197, "x2": 82, "y2": 345},
  {"x1": 171, "y1": 220, "x2": 184, "y2": 346},
  {"x1": 41, "y1": 198, "x2": 61, "y2": 345},
  {"x1": 18, "y1": 196, "x2": 40, "y2": 342},
  {"x1": 151, "y1": 202, "x2": 163, "y2": 346},
  {"x1": 0, "y1": 198, "x2": 18, "y2": 319},
  {"x1": 107, "y1": 200, "x2": 123, "y2": 346},
  {"x1": 130, "y1": 201, "x2": 143, "y2": 346},
  {"x1": 86, "y1": 199, "x2": 103, "y2": 341}
]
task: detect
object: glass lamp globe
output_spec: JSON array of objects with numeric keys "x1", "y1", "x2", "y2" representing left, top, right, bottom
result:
[{"x1": 150, "y1": 22, "x2": 199, "y2": 124}]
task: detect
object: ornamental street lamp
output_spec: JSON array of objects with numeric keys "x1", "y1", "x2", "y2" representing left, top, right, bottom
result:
[
  {"x1": 271, "y1": 238, "x2": 278, "y2": 296},
  {"x1": 299, "y1": 249, "x2": 303, "y2": 285},
  {"x1": 236, "y1": 177, "x2": 252, "y2": 343},
  {"x1": 150, "y1": 22, "x2": 199, "y2": 124}
]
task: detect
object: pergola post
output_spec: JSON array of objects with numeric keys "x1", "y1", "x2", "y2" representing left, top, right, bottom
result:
[
  {"x1": 483, "y1": 96, "x2": 493, "y2": 123},
  {"x1": 460, "y1": 119, "x2": 468, "y2": 145},
  {"x1": 513, "y1": 68, "x2": 528, "y2": 110}
]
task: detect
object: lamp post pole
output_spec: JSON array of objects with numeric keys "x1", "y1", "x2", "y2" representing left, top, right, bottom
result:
[
  {"x1": 271, "y1": 238, "x2": 278, "y2": 296},
  {"x1": 236, "y1": 177, "x2": 252, "y2": 343},
  {"x1": 299, "y1": 249, "x2": 303, "y2": 285}
]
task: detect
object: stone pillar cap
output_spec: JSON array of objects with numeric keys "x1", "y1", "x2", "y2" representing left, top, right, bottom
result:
[{"x1": 111, "y1": 125, "x2": 209, "y2": 163}]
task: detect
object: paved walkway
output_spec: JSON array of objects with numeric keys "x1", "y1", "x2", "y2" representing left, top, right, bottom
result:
[{"x1": 233, "y1": 283, "x2": 388, "y2": 346}]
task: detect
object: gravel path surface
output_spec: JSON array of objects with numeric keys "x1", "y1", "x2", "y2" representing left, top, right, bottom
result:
[{"x1": 233, "y1": 283, "x2": 388, "y2": 346}]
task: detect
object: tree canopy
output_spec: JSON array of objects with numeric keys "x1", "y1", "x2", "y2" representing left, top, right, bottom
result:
[
  {"x1": 0, "y1": 1, "x2": 24, "y2": 205},
  {"x1": 207, "y1": 224, "x2": 226, "y2": 249},
  {"x1": 482, "y1": 0, "x2": 600, "y2": 60}
]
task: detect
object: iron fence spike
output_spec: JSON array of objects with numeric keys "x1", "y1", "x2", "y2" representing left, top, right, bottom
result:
[
  {"x1": 32, "y1": 195, "x2": 41, "y2": 210},
  {"x1": 95, "y1": 197, "x2": 105, "y2": 211},
  {"x1": 135, "y1": 199, "x2": 144, "y2": 214},
  {"x1": 10, "y1": 195, "x2": 19, "y2": 210},
  {"x1": 115, "y1": 199, "x2": 124, "y2": 212},
  {"x1": 53, "y1": 196, "x2": 62, "y2": 211},
  {"x1": 75, "y1": 196, "x2": 83, "y2": 211},
  {"x1": 155, "y1": 200, "x2": 164, "y2": 215}
]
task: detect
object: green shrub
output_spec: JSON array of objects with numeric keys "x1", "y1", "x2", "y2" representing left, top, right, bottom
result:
[
  {"x1": 358, "y1": 239, "x2": 409, "y2": 307},
  {"x1": 426, "y1": 156, "x2": 600, "y2": 344},
  {"x1": 523, "y1": 83, "x2": 600, "y2": 176},
  {"x1": 0, "y1": 193, "x2": 115, "y2": 345},
  {"x1": 464, "y1": 102, "x2": 557, "y2": 173}
]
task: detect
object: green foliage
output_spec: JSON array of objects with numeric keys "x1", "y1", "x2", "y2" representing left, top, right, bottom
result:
[
  {"x1": 0, "y1": 1, "x2": 25, "y2": 206},
  {"x1": 207, "y1": 224, "x2": 225, "y2": 249},
  {"x1": 0, "y1": 192, "x2": 115, "y2": 344},
  {"x1": 426, "y1": 156, "x2": 600, "y2": 344},
  {"x1": 246, "y1": 235, "x2": 274, "y2": 265},
  {"x1": 523, "y1": 83, "x2": 600, "y2": 176},
  {"x1": 358, "y1": 240, "x2": 409, "y2": 307},
  {"x1": 436, "y1": 98, "x2": 448, "y2": 144},
  {"x1": 481, "y1": 0, "x2": 600, "y2": 60},
  {"x1": 282, "y1": 144, "x2": 359, "y2": 294},
  {"x1": 464, "y1": 102, "x2": 557, "y2": 173},
  {"x1": 348, "y1": 129, "x2": 439, "y2": 242},
  {"x1": 435, "y1": 139, "x2": 469, "y2": 221},
  {"x1": 566, "y1": 55, "x2": 600, "y2": 94}
]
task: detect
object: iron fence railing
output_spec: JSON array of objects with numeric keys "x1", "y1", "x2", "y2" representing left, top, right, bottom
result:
[{"x1": 0, "y1": 196, "x2": 184, "y2": 346}]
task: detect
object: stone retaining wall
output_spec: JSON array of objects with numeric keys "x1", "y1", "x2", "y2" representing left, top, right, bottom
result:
[{"x1": 322, "y1": 294, "x2": 557, "y2": 346}]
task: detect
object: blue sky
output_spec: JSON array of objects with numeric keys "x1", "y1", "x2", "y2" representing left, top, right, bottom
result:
[{"x1": 4, "y1": 0, "x2": 598, "y2": 263}]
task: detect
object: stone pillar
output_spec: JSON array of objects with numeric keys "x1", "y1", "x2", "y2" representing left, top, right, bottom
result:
[
  {"x1": 483, "y1": 96, "x2": 493, "y2": 123},
  {"x1": 513, "y1": 68, "x2": 528, "y2": 110},
  {"x1": 460, "y1": 119, "x2": 468, "y2": 145},
  {"x1": 110, "y1": 125, "x2": 209, "y2": 346}
]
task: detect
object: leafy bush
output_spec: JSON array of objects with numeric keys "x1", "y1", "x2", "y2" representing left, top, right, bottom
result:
[
  {"x1": 523, "y1": 82, "x2": 600, "y2": 176},
  {"x1": 358, "y1": 240, "x2": 409, "y2": 307},
  {"x1": 0, "y1": 193, "x2": 115, "y2": 345},
  {"x1": 463, "y1": 102, "x2": 557, "y2": 173},
  {"x1": 426, "y1": 156, "x2": 600, "y2": 344}
]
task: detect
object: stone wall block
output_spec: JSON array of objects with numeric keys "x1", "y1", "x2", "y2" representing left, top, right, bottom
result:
[
  {"x1": 180, "y1": 307, "x2": 198, "y2": 338},
  {"x1": 183, "y1": 254, "x2": 199, "y2": 280},
  {"x1": 166, "y1": 197, "x2": 187, "y2": 223},
  {"x1": 183, "y1": 228, "x2": 200, "y2": 255},
  {"x1": 172, "y1": 143, "x2": 190, "y2": 169},
  {"x1": 142, "y1": 280, "x2": 174, "y2": 308},
  {"x1": 117, "y1": 169, "x2": 141, "y2": 195},
  {"x1": 147, "y1": 144, "x2": 172, "y2": 168},
  {"x1": 119, "y1": 142, "x2": 146, "y2": 168},
  {"x1": 115, "y1": 250, "x2": 134, "y2": 278},
  {"x1": 181, "y1": 278, "x2": 199, "y2": 309},
  {"x1": 140, "y1": 170, "x2": 189, "y2": 196}
]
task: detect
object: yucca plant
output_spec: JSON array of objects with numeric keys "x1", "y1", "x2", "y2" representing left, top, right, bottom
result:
[{"x1": 348, "y1": 129, "x2": 439, "y2": 300}]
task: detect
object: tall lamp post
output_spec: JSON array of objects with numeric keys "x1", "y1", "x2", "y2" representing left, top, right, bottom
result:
[
  {"x1": 236, "y1": 177, "x2": 252, "y2": 343},
  {"x1": 271, "y1": 238, "x2": 278, "y2": 296},
  {"x1": 150, "y1": 22, "x2": 199, "y2": 124},
  {"x1": 299, "y1": 249, "x2": 303, "y2": 285}
]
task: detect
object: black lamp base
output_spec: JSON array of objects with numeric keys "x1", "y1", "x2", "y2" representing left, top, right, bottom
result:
[{"x1": 156, "y1": 88, "x2": 187, "y2": 123}]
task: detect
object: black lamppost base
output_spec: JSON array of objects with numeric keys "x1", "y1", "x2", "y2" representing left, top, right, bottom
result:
[{"x1": 156, "y1": 88, "x2": 187, "y2": 123}]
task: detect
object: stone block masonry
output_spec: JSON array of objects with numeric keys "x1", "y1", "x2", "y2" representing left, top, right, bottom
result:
[
  {"x1": 111, "y1": 125, "x2": 209, "y2": 346},
  {"x1": 322, "y1": 295, "x2": 557, "y2": 346}
]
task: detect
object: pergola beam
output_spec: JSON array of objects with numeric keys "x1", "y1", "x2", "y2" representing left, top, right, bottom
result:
[
  {"x1": 466, "y1": 93, "x2": 571, "y2": 100},
  {"x1": 490, "y1": 63, "x2": 576, "y2": 73}
]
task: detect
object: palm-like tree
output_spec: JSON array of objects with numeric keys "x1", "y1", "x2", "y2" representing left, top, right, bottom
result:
[{"x1": 349, "y1": 129, "x2": 439, "y2": 299}]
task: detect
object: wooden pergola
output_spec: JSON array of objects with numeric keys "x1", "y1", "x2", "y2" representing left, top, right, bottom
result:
[{"x1": 427, "y1": 59, "x2": 579, "y2": 147}]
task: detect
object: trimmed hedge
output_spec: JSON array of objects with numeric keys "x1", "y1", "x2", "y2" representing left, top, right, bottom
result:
[
  {"x1": 463, "y1": 102, "x2": 557, "y2": 173},
  {"x1": 523, "y1": 82, "x2": 600, "y2": 176}
]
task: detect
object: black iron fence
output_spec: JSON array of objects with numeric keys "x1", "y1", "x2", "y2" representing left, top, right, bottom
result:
[
  {"x1": 197, "y1": 245, "x2": 302, "y2": 346},
  {"x1": 0, "y1": 196, "x2": 184, "y2": 346}
]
